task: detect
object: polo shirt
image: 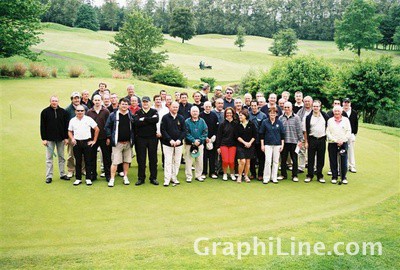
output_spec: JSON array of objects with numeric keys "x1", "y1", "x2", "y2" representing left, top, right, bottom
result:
[{"x1": 68, "y1": 115, "x2": 97, "y2": 140}]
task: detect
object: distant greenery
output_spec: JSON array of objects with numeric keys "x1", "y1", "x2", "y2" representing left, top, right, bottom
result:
[
  {"x1": 234, "y1": 26, "x2": 245, "y2": 51},
  {"x1": 151, "y1": 64, "x2": 187, "y2": 87},
  {"x1": 169, "y1": 7, "x2": 196, "y2": 44},
  {"x1": 75, "y1": 3, "x2": 99, "y2": 31},
  {"x1": 269, "y1": 28, "x2": 298, "y2": 57}
]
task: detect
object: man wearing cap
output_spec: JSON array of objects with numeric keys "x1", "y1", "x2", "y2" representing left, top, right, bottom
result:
[
  {"x1": 134, "y1": 96, "x2": 159, "y2": 186},
  {"x1": 342, "y1": 98, "x2": 358, "y2": 173},
  {"x1": 68, "y1": 105, "x2": 99, "y2": 186},
  {"x1": 105, "y1": 98, "x2": 135, "y2": 187},
  {"x1": 185, "y1": 106, "x2": 208, "y2": 182},
  {"x1": 199, "y1": 83, "x2": 210, "y2": 103},
  {"x1": 200, "y1": 101, "x2": 219, "y2": 179},
  {"x1": 125, "y1": 84, "x2": 141, "y2": 106},
  {"x1": 161, "y1": 102, "x2": 186, "y2": 186},
  {"x1": 40, "y1": 95, "x2": 70, "y2": 184},
  {"x1": 210, "y1": 85, "x2": 224, "y2": 107},
  {"x1": 65, "y1": 92, "x2": 88, "y2": 178}
]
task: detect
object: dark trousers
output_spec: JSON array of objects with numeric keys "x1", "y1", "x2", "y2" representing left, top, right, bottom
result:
[
  {"x1": 280, "y1": 143, "x2": 298, "y2": 178},
  {"x1": 73, "y1": 140, "x2": 91, "y2": 180},
  {"x1": 250, "y1": 143, "x2": 265, "y2": 177},
  {"x1": 89, "y1": 139, "x2": 111, "y2": 180},
  {"x1": 307, "y1": 136, "x2": 326, "y2": 180},
  {"x1": 135, "y1": 137, "x2": 158, "y2": 181},
  {"x1": 203, "y1": 148, "x2": 217, "y2": 176},
  {"x1": 328, "y1": 142, "x2": 348, "y2": 180}
]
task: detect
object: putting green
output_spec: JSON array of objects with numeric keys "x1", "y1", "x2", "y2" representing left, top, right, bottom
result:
[{"x1": 0, "y1": 79, "x2": 399, "y2": 268}]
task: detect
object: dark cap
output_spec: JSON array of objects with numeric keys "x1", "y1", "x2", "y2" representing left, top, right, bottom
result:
[
  {"x1": 142, "y1": 96, "x2": 150, "y2": 102},
  {"x1": 343, "y1": 98, "x2": 351, "y2": 103}
]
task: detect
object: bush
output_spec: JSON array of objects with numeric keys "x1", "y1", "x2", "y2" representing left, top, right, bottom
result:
[
  {"x1": 151, "y1": 65, "x2": 187, "y2": 87},
  {"x1": 112, "y1": 70, "x2": 132, "y2": 79},
  {"x1": 200, "y1": 77, "x2": 216, "y2": 91},
  {"x1": 51, "y1": 67, "x2": 57, "y2": 78},
  {"x1": 13, "y1": 63, "x2": 27, "y2": 78},
  {"x1": 0, "y1": 64, "x2": 13, "y2": 77},
  {"x1": 29, "y1": 63, "x2": 49, "y2": 77},
  {"x1": 239, "y1": 69, "x2": 264, "y2": 96},
  {"x1": 269, "y1": 28, "x2": 298, "y2": 57},
  {"x1": 68, "y1": 66, "x2": 85, "y2": 78},
  {"x1": 374, "y1": 109, "x2": 400, "y2": 127}
]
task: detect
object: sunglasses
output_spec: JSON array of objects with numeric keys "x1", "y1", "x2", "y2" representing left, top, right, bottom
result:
[
  {"x1": 76, "y1": 110, "x2": 84, "y2": 112},
  {"x1": 284, "y1": 106, "x2": 291, "y2": 108},
  {"x1": 226, "y1": 92, "x2": 233, "y2": 94}
]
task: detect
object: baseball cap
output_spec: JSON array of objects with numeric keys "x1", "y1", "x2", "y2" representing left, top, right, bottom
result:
[
  {"x1": 142, "y1": 96, "x2": 151, "y2": 102},
  {"x1": 214, "y1": 85, "x2": 222, "y2": 91},
  {"x1": 71, "y1": 92, "x2": 80, "y2": 98},
  {"x1": 190, "y1": 145, "x2": 200, "y2": 158},
  {"x1": 343, "y1": 98, "x2": 351, "y2": 103}
]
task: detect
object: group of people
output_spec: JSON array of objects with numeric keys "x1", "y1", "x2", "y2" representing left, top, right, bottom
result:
[{"x1": 40, "y1": 82, "x2": 358, "y2": 187}]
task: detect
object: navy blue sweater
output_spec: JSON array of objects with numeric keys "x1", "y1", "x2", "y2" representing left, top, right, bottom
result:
[
  {"x1": 160, "y1": 113, "x2": 186, "y2": 146},
  {"x1": 259, "y1": 118, "x2": 285, "y2": 145}
]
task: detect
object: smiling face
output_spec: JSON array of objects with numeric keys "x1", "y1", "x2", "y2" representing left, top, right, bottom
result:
[
  {"x1": 75, "y1": 105, "x2": 85, "y2": 118},
  {"x1": 193, "y1": 93, "x2": 201, "y2": 103},
  {"x1": 50, "y1": 96, "x2": 59, "y2": 109},
  {"x1": 119, "y1": 100, "x2": 129, "y2": 113}
]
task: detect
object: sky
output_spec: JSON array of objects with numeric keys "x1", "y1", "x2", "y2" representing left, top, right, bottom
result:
[{"x1": 92, "y1": 0, "x2": 128, "y2": 7}]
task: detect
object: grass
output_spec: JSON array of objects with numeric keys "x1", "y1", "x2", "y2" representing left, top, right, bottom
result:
[
  {"x1": 0, "y1": 78, "x2": 399, "y2": 269},
  {"x1": 360, "y1": 123, "x2": 400, "y2": 138}
]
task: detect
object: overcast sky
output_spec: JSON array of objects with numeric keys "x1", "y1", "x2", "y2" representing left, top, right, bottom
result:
[{"x1": 92, "y1": 0, "x2": 127, "y2": 7}]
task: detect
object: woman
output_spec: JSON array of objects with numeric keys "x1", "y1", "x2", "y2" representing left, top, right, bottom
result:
[
  {"x1": 326, "y1": 105, "x2": 351, "y2": 184},
  {"x1": 215, "y1": 107, "x2": 238, "y2": 181},
  {"x1": 236, "y1": 109, "x2": 257, "y2": 183},
  {"x1": 259, "y1": 107, "x2": 285, "y2": 184}
]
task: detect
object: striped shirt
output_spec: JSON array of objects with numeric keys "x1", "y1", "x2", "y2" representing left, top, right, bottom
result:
[{"x1": 279, "y1": 113, "x2": 303, "y2": 144}]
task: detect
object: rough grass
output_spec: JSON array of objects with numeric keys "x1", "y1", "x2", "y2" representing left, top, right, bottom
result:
[{"x1": 0, "y1": 78, "x2": 399, "y2": 269}]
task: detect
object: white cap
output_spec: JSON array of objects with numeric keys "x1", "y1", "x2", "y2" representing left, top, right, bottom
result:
[{"x1": 214, "y1": 85, "x2": 222, "y2": 91}]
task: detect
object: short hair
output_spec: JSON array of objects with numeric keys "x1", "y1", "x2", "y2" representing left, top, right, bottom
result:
[
  {"x1": 268, "y1": 107, "x2": 277, "y2": 114},
  {"x1": 240, "y1": 109, "x2": 250, "y2": 119},
  {"x1": 75, "y1": 105, "x2": 85, "y2": 111},
  {"x1": 180, "y1": 92, "x2": 188, "y2": 97},
  {"x1": 244, "y1": 93, "x2": 252, "y2": 99},
  {"x1": 160, "y1": 89, "x2": 167, "y2": 94},
  {"x1": 303, "y1": 96, "x2": 313, "y2": 102},
  {"x1": 269, "y1": 93, "x2": 277, "y2": 99},
  {"x1": 295, "y1": 91, "x2": 303, "y2": 96},
  {"x1": 234, "y1": 98, "x2": 242, "y2": 104},
  {"x1": 250, "y1": 99, "x2": 258, "y2": 105},
  {"x1": 202, "y1": 83, "x2": 210, "y2": 90},
  {"x1": 131, "y1": 96, "x2": 138, "y2": 102},
  {"x1": 284, "y1": 101, "x2": 293, "y2": 108},
  {"x1": 215, "y1": 98, "x2": 224, "y2": 104},
  {"x1": 127, "y1": 84, "x2": 134, "y2": 90},
  {"x1": 81, "y1": 90, "x2": 89, "y2": 95},
  {"x1": 190, "y1": 106, "x2": 199, "y2": 113},
  {"x1": 282, "y1": 91, "x2": 290, "y2": 96},
  {"x1": 224, "y1": 107, "x2": 235, "y2": 118},
  {"x1": 225, "y1": 87, "x2": 234, "y2": 93},
  {"x1": 313, "y1": 100, "x2": 322, "y2": 106},
  {"x1": 92, "y1": 94, "x2": 101, "y2": 101},
  {"x1": 204, "y1": 101, "x2": 212, "y2": 107},
  {"x1": 99, "y1": 82, "x2": 107, "y2": 88},
  {"x1": 333, "y1": 105, "x2": 343, "y2": 112},
  {"x1": 119, "y1": 98, "x2": 130, "y2": 104},
  {"x1": 50, "y1": 95, "x2": 58, "y2": 102},
  {"x1": 171, "y1": 101, "x2": 179, "y2": 107},
  {"x1": 153, "y1": 94, "x2": 161, "y2": 101},
  {"x1": 192, "y1": 91, "x2": 201, "y2": 98},
  {"x1": 258, "y1": 97, "x2": 266, "y2": 103}
]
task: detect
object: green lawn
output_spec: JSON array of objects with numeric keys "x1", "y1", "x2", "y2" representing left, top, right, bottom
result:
[{"x1": 0, "y1": 78, "x2": 399, "y2": 269}]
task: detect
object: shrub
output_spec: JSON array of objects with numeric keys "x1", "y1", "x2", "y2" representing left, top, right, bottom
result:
[
  {"x1": 29, "y1": 63, "x2": 49, "y2": 77},
  {"x1": 68, "y1": 66, "x2": 85, "y2": 78},
  {"x1": 0, "y1": 64, "x2": 13, "y2": 77},
  {"x1": 13, "y1": 63, "x2": 27, "y2": 78},
  {"x1": 112, "y1": 70, "x2": 132, "y2": 79},
  {"x1": 200, "y1": 77, "x2": 216, "y2": 91},
  {"x1": 51, "y1": 67, "x2": 58, "y2": 78},
  {"x1": 151, "y1": 65, "x2": 187, "y2": 87},
  {"x1": 239, "y1": 69, "x2": 264, "y2": 96}
]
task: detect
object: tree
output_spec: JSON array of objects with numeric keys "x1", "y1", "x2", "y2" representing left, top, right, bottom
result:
[
  {"x1": 335, "y1": 56, "x2": 400, "y2": 123},
  {"x1": 40, "y1": 0, "x2": 82, "y2": 27},
  {"x1": 269, "y1": 28, "x2": 298, "y2": 56},
  {"x1": 234, "y1": 26, "x2": 246, "y2": 51},
  {"x1": 0, "y1": 0, "x2": 45, "y2": 60},
  {"x1": 101, "y1": 0, "x2": 119, "y2": 31},
  {"x1": 394, "y1": 26, "x2": 400, "y2": 46},
  {"x1": 378, "y1": 4, "x2": 400, "y2": 50},
  {"x1": 75, "y1": 3, "x2": 99, "y2": 31},
  {"x1": 334, "y1": 0, "x2": 382, "y2": 56},
  {"x1": 169, "y1": 7, "x2": 196, "y2": 43},
  {"x1": 109, "y1": 11, "x2": 167, "y2": 76}
]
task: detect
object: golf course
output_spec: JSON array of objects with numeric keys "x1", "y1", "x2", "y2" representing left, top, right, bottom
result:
[{"x1": 0, "y1": 23, "x2": 399, "y2": 269}]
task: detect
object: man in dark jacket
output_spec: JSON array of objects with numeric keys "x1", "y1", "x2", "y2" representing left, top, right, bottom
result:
[
  {"x1": 342, "y1": 98, "x2": 358, "y2": 173},
  {"x1": 134, "y1": 96, "x2": 159, "y2": 186},
  {"x1": 40, "y1": 96, "x2": 70, "y2": 183}
]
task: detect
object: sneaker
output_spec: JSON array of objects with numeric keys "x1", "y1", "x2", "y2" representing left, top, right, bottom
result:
[
  {"x1": 349, "y1": 168, "x2": 357, "y2": 173},
  {"x1": 211, "y1": 174, "x2": 218, "y2": 179},
  {"x1": 86, "y1": 179, "x2": 92, "y2": 186},
  {"x1": 342, "y1": 179, "x2": 348, "y2": 184},
  {"x1": 123, "y1": 176, "x2": 130, "y2": 185},
  {"x1": 327, "y1": 171, "x2": 332, "y2": 176},
  {"x1": 67, "y1": 172, "x2": 74, "y2": 178},
  {"x1": 277, "y1": 176, "x2": 287, "y2": 180},
  {"x1": 73, "y1": 180, "x2": 82, "y2": 186},
  {"x1": 318, "y1": 178, "x2": 326, "y2": 183},
  {"x1": 331, "y1": 179, "x2": 337, "y2": 184},
  {"x1": 272, "y1": 179, "x2": 278, "y2": 184},
  {"x1": 108, "y1": 179, "x2": 115, "y2": 187},
  {"x1": 186, "y1": 178, "x2": 192, "y2": 183},
  {"x1": 195, "y1": 177, "x2": 204, "y2": 182},
  {"x1": 163, "y1": 183, "x2": 169, "y2": 187},
  {"x1": 236, "y1": 176, "x2": 242, "y2": 183},
  {"x1": 222, "y1": 174, "x2": 228, "y2": 181},
  {"x1": 100, "y1": 172, "x2": 105, "y2": 178},
  {"x1": 304, "y1": 177, "x2": 312, "y2": 183},
  {"x1": 244, "y1": 176, "x2": 251, "y2": 183},
  {"x1": 60, "y1": 175, "x2": 70, "y2": 180},
  {"x1": 263, "y1": 179, "x2": 269, "y2": 184},
  {"x1": 172, "y1": 180, "x2": 180, "y2": 185},
  {"x1": 230, "y1": 174, "x2": 236, "y2": 181},
  {"x1": 292, "y1": 177, "x2": 299, "y2": 182},
  {"x1": 298, "y1": 169, "x2": 305, "y2": 173},
  {"x1": 201, "y1": 174, "x2": 207, "y2": 179},
  {"x1": 118, "y1": 172, "x2": 125, "y2": 177}
]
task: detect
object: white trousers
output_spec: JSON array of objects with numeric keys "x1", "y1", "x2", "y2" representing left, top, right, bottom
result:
[
  {"x1": 348, "y1": 138, "x2": 356, "y2": 170},
  {"x1": 163, "y1": 144, "x2": 183, "y2": 185},
  {"x1": 263, "y1": 145, "x2": 281, "y2": 182},
  {"x1": 185, "y1": 144, "x2": 204, "y2": 180}
]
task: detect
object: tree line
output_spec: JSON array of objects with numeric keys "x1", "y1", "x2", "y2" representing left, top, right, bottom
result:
[{"x1": 38, "y1": 0, "x2": 400, "y2": 50}]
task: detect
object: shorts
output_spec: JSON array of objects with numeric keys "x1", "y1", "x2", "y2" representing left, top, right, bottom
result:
[{"x1": 111, "y1": 142, "x2": 132, "y2": 165}]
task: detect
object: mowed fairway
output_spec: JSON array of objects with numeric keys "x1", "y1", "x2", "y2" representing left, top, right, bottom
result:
[{"x1": 0, "y1": 79, "x2": 399, "y2": 269}]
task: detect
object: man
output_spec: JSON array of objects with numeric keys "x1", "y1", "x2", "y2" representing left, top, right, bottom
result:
[
  {"x1": 185, "y1": 106, "x2": 208, "y2": 182},
  {"x1": 108, "y1": 93, "x2": 119, "y2": 113},
  {"x1": 243, "y1": 93, "x2": 252, "y2": 110},
  {"x1": 102, "y1": 93, "x2": 111, "y2": 108},
  {"x1": 255, "y1": 92, "x2": 264, "y2": 101},
  {"x1": 174, "y1": 91, "x2": 181, "y2": 102},
  {"x1": 160, "y1": 89, "x2": 167, "y2": 107},
  {"x1": 81, "y1": 90, "x2": 93, "y2": 109},
  {"x1": 257, "y1": 96, "x2": 266, "y2": 109},
  {"x1": 91, "y1": 82, "x2": 107, "y2": 100},
  {"x1": 210, "y1": 85, "x2": 224, "y2": 107},
  {"x1": 153, "y1": 95, "x2": 169, "y2": 167},
  {"x1": 281, "y1": 91, "x2": 290, "y2": 101},
  {"x1": 223, "y1": 87, "x2": 235, "y2": 109},
  {"x1": 278, "y1": 102, "x2": 303, "y2": 182},
  {"x1": 278, "y1": 98, "x2": 286, "y2": 111},
  {"x1": 161, "y1": 102, "x2": 186, "y2": 186},
  {"x1": 65, "y1": 92, "x2": 88, "y2": 178},
  {"x1": 304, "y1": 100, "x2": 329, "y2": 183},
  {"x1": 129, "y1": 96, "x2": 141, "y2": 115},
  {"x1": 165, "y1": 94, "x2": 173, "y2": 109},
  {"x1": 342, "y1": 98, "x2": 358, "y2": 173},
  {"x1": 178, "y1": 92, "x2": 192, "y2": 120},
  {"x1": 134, "y1": 96, "x2": 159, "y2": 185},
  {"x1": 200, "y1": 101, "x2": 219, "y2": 179},
  {"x1": 261, "y1": 93, "x2": 282, "y2": 116},
  {"x1": 192, "y1": 91, "x2": 204, "y2": 113},
  {"x1": 296, "y1": 96, "x2": 313, "y2": 173},
  {"x1": 293, "y1": 91, "x2": 303, "y2": 114},
  {"x1": 105, "y1": 98, "x2": 135, "y2": 187},
  {"x1": 200, "y1": 83, "x2": 210, "y2": 103},
  {"x1": 249, "y1": 99, "x2": 267, "y2": 180},
  {"x1": 234, "y1": 98, "x2": 243, "y2": 115},
  {"x1": 213, "y1": 98, "x2": 225, "y2": 124},
  {"x1": 68, "y1": 105, "x2": 99, "y2": 186},
  {"x1": 40, "y1": 96, "x2": 70, "y2": 183},
  {"x1": 86, "y1": 95, "x2": 111, "y2": 182},
  {"x1": 125, "y1": 84, "x2": 141, "y2": 106}
]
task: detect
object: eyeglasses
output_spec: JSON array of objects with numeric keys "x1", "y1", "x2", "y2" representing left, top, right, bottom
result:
[
  {"x1": 226, "y1": 92, "x2": 233, "y2": 94},
  {"x1": 284, "y1": 106, "x2": 291, "y2": 108},
  {"x1": 76, "y1": 110, "x2": 84, "y2": 112}
]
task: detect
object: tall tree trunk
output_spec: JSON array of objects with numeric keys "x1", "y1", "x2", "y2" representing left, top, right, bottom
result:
[
  {"x1": 357, "y1": 47, "x2": 361, "y2": 57},
  {"x1": 182, "y1": 38, "x2": 184, "y2": 43}
]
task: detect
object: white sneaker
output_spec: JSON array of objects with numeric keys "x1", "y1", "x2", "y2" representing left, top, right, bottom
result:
[
  {"x1": 211, "y1": 174, "x2": 218, "y2": 179},
  {"x1": 342, "y1": 179, "x2": 348, "y2": 184},
  {"x1": 292, "y1": 177, "x2": 299, "y2": 182},
  {"x1": 327, "y1": 171, "x2": 332, "y2": 175},
  {"x1": 186, "y1": 178, "x2": 192, "y2": 183},
  {"x1": 222, "y1": 174, "x2": 228, "y2": 181},
  {"x1": 172, "y1": 179, "x2": 180, "y2": 185},
  {"x1": 277, "y1": 175, "x2": 285, "y2": 180},
  {"x1": 318, "y1": 178, "x2": 326, "y2": 183},
  {"x1": 195, "y1": 177, "x2": 204, "y2": 182},
  {"x1": 86, "y1": 179, "x2": 92, "y2": 186},
  {"x1": 263, "y1": 179, "x2": 270, "y2": 184},
  {"x1": 123, "y1": 176, "x2": 130, "y2": 185},
  {"x1": 100, "y1": 172, "x2": 105, "y2": 178},
  {"x1": 349, "y1": 168, "x2": 357, "y2": 173},
  {"x1": 67, "y1": 172, "x2": 74, "y2": 178},
  {"x1": 73, "y1": 179, "x2": 81, "y2": 186},
  {"x1": 304, "y1": 177, "x2": 311, "y2": 183},
  {"x1": 108, "y1": 179, "x2": 115, "y2": 187},
  {"x1": 230, "y1": 174, "x2": 236, "y2": 181},
  {"x1": 331, "y1": 179, "x2": 337, "y2": 184},
  {"x1": 272, "y1": 179, "x2": 278, "y2": 184},
  {"x1": 118, "y1": 172, "x2": 124, "y2": 177}
]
